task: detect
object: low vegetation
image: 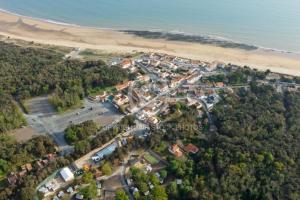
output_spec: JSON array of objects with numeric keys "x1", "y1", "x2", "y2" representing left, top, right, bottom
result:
[
  {"x1": 0, "y1": 94, "x2": 26, "y2": 133},
  {"x1": 71, "y1": 115, "x2": 135, "y2": 158},
  {"x1": 0, "y1": 135, "x2": 70, "y2": 200},
  {"x1": 130, "y1": 167, "x2": 168, "y2": 200},
  {"x1": 64, "y1": 120, "x2": 98, "y2": 144}
]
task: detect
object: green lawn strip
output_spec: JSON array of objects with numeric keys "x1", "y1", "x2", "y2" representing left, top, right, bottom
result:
[{"x1": 144, "y1": 153, "x2": 159, "y2": 165}]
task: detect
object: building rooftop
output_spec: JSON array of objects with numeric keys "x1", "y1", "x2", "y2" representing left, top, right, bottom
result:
[
  {"x1": 185, "y1": 143, "x2": 199, "y2": 154},
  {"x1": 60, "y1": 167, "x2": 74, "y2": 182}
]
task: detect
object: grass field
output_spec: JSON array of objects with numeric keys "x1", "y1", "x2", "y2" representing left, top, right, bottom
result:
[{"x1": 144, "y1": 152, "x2": 159, "y2": 165}]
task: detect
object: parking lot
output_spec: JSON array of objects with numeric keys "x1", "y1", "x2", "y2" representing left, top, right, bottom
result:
[{"x1": 24, "y1": 97, "x2": 123, "y2": 152}]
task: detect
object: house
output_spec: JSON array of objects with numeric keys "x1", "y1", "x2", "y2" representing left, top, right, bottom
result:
[
  {"x1": 75, "y1": 193, "x2": 84, "y2": 200},
  {"x1": 148, "y1": 116, "x2": 159, "y2": 125},
  {"x1": 225, "y1": 87, "x2": 234, "y2": 94},
  {"x1": 132, "y1": 89, "x2": 141, "y2": 104},
  {"x1": 195, "y1": 89, "x2": 205, "y2": 98},
  {"x1": 148, "y1": 182, "x2": 154, "y2": 189},
  {"x1": 38, "y1": 187, "x2": 51, "y2": 197},
  {"x1": 138, "y1": 75, "x2": 150, "y2": 82},
  {"x1": 94, "y1": 169, "x2": 103, "y2": 180},
  {"x1": 194, "y1": 102, "x2": 203, "y2": 110},
  {"x1": 42, "y1": 159, "x2": 49, "y2": 165},
  {"x1": 36, "y1": 160, "x2": 44, "y2": 169},
  {"x1": 169, "y1": 144, "x2": 183, "y2": 157},
  {"x1": 88, "y1": 92, "x2": 107, "y2": 102},
  {"x1": 186, "y1": 97, "x2": 198, "y2": 107},
  {"x1": 214, "y1": 82, "x2": 224, "y2": 88},
  {"x1": 187, "y1": 73, "x2": 202, "y2": 84},
  {"x1": 126, "y1": 178, "x2": 133, "y2": 186},
  {"x1": 143, "y1": 92, "x2": 152, "y2": 101},
  {"x1": 155, "y1": 172, "x2": 161, "y2": 179},
  {"x1": 185, "y1": 143, "x2": 199, "y2": 154},
  {"x1": 155, "y1": 83, "x2": 169, "y2": 93},
  {"x1": 109, "y1": 57, "x2": 122, "y2": 66},
  {"x1": 143, "y1": 106, "x2": 160, "y2": 117},
  {"x1": 266, "y1": 73, "x2": 281, "y2": 81},
  {"x1": 7, "y1": 172, "x2": 18, "y2": 185},
  {"x1": 150, "y1": 60, "x2": 161, "y2": 67},
  {"x1": 93, "y1": 142, "x2": 118, "y2": 161},
  {"x1": 170, "y1": 62, "x2": 179, "y2": 70},
  {"x1": 25, "y1": 163, "x2": 33, "y2": 172},
  {"x1": 160, "y1": 72, "x2": 170, "y2": 78},
  {"x1": 129, "y1": 65, "x2": 137, "y2": 73},
  {"x1": 21, "y1": 165, "x2": 26, "y2": 171},
  {"x1": 160, "y1": 105, "x2": 170, "y2": 116},
  {"x1": 145, "y1": 164, "x2": 153, "y2": 173},
  {"x1": 113, "y1": 94, "x2": 129, "y2": 106},
  {"x1": 116, "y1": 81, "x2": 132, "y2": 91},
  {"x1": 58, "y1": 191, "x2": 65, "y2": 198},
  {"x1": 19, "y1": 165, "x2": 27, "y2": 177},
  {"x1": 126, "y1": 105, "x2": 138, "y2": 113},
  {"x1": 45, "y1": 182, "x2": 53, "y2": 190},
  {"x1": 67, "y1": 187, "x2": 74, "y2": 194},
  {"x1": 176, "y1": 179, "x2": 183, "y2": 185},
  {"x1": 206, "y1": 61, "x2": 224, "y2": 71},
  {"x1": 133, "y1": 187, "x2": 139, "y2": 194},
  {"x1": 121, "y1": 59, "x2": 133, "y2": 69},
  {"x1": 60, "y1": 167, "x2": 74, "y2": 182},
  {"x1": 53, "y1": 196, "x2": 59, "y2": 200},
  {"x1": 155, "y1": 172, "x2": 164, "y2": 184},
  {"x1": 170, "y1": 76, "x2": 184, "y2": 87},
  {"x1": 18, "y1": 170, "x2": 27, "y2": 177}
]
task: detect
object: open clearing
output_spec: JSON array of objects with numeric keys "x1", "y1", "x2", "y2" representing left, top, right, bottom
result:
[
  {"x1": 103, "y1": 175, "x2": 123, "y2": 192},
  {"x1": 26, "y1": 96, "x2": 56, "y2": 117},
  {"x1": 23, "y1": 97, "x2": 123, "y2": 153},
  {"x1": 144, "y1": 152, "x2": 159, "y2": 165},
  {"x1": 9, "y1": 126, "x2": 40, "y2": 143}
]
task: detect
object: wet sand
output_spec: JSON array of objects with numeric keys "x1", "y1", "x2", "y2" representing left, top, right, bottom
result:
[{"x1": 1, "y1": 10, "x2": 300, "y2": 76}]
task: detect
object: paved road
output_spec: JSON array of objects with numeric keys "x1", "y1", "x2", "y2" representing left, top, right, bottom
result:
[
  {"x1": 120, "y1": 152, "x2": 135, "y2": 200},
  {"x1": 25, "y1": 99, "x2": 122, "y2": 154},
  {"x1": 75, "y1": 120, "x2": 148, "y2": 168}
]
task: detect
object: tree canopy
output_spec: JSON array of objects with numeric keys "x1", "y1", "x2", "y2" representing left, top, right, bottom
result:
[
  {"x1": 148, "y1": 83, "x2": 300, "y2": 200},
  {"x1": 0, "y1": 41, "x2": 130, "y2": 132}
]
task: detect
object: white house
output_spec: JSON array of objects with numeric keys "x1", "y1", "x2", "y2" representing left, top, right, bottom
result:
[
  {"x1": 187, "y1": 73, "x2": 202, "y2": 84},
  {"x1": 60, "y1": 167, "x2": 74, "y2": 182}
]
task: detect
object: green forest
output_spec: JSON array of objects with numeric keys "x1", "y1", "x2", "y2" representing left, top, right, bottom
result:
[
  {"x1": 0, "y1": 135, "x2": 70, "y2": 200},
  {"x1": 0, "y1": 41, "x2": 130, "y2": 133},
  {"x1": 64, "y1": 120, "x2": 98, "y2": 144},
  {"x1": 147, "y1": 84, "x2": 300, "y2": 200}
]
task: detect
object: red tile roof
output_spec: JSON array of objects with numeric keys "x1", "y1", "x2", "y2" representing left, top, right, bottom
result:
[
  {"x1": 185, "y1": 144, "x2": 199, "y2": 154},
  {"x1": 170, "y1": 144, "x2": 183, "y2": 157}
]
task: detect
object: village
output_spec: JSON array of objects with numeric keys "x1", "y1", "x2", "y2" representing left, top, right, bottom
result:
[
  {"x1": 6, "y1": 52, "x2": 300, "y2": 200},
  {"x1": 30, "y1": 52, "x2": 227, "y2": 200}
]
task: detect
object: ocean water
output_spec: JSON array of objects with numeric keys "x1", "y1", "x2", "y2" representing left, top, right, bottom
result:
[{"x1": 0, "y1": 0, "x2": 299, "y2": 52}]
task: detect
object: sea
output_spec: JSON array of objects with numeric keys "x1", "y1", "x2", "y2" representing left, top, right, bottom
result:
[{"x1": 0, "y1": 0, "x2": 299, "y2": 52}]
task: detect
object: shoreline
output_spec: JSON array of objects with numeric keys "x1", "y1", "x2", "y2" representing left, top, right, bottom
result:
[
  {"x1": 1, "y1": 7, "x2": 298, "y2": 54},
  {"x1": 1, "y1": 10, "x2": 300, "y2": 76}
]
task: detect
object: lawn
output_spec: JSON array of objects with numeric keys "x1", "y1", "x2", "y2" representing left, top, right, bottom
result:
[
  {"x1": 87, "y1": 86, "x2": 117, "y2": 96},
  {"x1": 144, "y1": 153, "x2": 159, "y2": 165}
]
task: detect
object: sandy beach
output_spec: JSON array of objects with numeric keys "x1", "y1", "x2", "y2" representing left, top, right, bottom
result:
[{"x1": 0, "y1": 10, "x2": 300, "y2": 76}]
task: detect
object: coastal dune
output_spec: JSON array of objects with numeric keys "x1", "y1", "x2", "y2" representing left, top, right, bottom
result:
[{"x1": 0, "y1": 11, "x2": 300, "y2": 76}]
